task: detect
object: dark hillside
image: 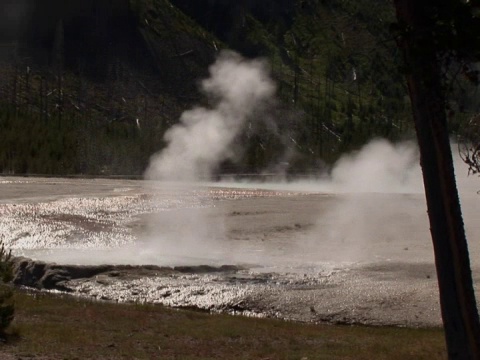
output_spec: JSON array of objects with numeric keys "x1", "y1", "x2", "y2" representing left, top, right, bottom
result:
[
  {"x1": 0, "y1": 0, "x2": 220, "y2": 175},
  {"x1": 170, "y1": 0, "x2": 295, "y2": 56},
  {"x1": 20, "y1": 0, "x2": 143, "y2": 78},
  {"x1": 10, "y1": 0, "x2": 216, "y2": 95},
  {"x1": 0, "y1": 0, "x2": 428, "y2": 176}
]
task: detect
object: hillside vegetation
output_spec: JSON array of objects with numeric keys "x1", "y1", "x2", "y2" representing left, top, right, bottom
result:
[{"x1": 0, "y1": 0, "x2": 460, "y2": 176}]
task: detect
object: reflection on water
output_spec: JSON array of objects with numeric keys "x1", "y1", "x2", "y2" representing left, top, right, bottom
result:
[
  {"x1": 1, "y1": 176, "x2": 479, "y2": 271},
  {"x1": 1, "y1": 178, "x2": 312, "y2": 267}
]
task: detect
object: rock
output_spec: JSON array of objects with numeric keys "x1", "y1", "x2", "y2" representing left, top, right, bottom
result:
[
  {"x1": 12, "y1": 257, "x2": 48, "y2": 288},
  {"x1": 174, "y1": 264, "x2": 243, "y2": 274},
  {"x1": 11, "y1": 256, "x2": 242, "y2": 292},
  {"x1": 11, "y1": 257, "x2": 114, "y2": 291}
]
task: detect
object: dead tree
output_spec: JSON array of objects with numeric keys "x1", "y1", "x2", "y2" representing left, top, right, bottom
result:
[{"x1": 459, "y1": 114, "x2": 480, "y2": 176}]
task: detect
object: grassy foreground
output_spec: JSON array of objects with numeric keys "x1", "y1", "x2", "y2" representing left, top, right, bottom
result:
[{"x1": 0, "y1": 290, "x2": 446, "y2": 360}]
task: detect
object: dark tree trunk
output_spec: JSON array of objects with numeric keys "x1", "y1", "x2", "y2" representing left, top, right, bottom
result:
[{"x1": 393, "y1": 1, "x2": 480, "y2": 359}]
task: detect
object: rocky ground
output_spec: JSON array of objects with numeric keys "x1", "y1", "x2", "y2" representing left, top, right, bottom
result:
[
  {"x1": 2, "y1": 176, "x2": 480, "y2": 327},
  {"x1": 12, "y1": 256, "x2": 445, "y2": 327}
]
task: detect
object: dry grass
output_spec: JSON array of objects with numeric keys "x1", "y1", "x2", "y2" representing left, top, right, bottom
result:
[{"x1": 0, "y1": 289, "x2": 446, "y2": 359}]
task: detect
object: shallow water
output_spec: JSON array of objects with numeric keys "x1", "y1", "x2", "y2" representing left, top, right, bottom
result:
[{"x1": 2, "y1": 177, "x2": 478, "y2": 267}]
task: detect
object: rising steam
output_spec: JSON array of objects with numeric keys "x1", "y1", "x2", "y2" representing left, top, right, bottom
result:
[
  {"x1": 140, "y1": 46, "x2": 475, "y2": 266},
  {"x1": 140, "y1": 51, "x2": 277, "y2": 263},
  {"x1": 145, "y1": 51, "x2": 276, "y2": 181},
  {"x1": 222, "y1": 139, "x2": 424, "y2": 194},
  {"x1": 49, "y1": 49, "x2": 478, "y2": 267},
  {"x1": 329, "y1": 139, "x2": 423, "y2": 193}
]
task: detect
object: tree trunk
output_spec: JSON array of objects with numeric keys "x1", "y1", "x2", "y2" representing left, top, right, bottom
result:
[{"x1": 393, "y1": 1, "x2": 480, "y2": 359}]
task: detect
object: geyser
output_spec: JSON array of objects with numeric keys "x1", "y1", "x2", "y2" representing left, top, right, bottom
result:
[
  {"x1": 145, "y1": 50, "x2": 276, "y2": 182},
  {"x1": 140, "y1": 51, "x2": 278, "y2": 264}
]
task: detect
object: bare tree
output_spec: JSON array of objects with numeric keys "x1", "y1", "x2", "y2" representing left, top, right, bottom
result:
[{"x1": 459, "y1": 114, "x2": 480, "y2": 176}]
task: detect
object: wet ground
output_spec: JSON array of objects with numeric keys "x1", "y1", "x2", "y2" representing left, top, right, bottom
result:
[{"x1": 1, "y1": 176, "x2": 480, "y2": 327}]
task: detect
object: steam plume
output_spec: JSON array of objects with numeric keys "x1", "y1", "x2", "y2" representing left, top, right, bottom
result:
[
  {"x1": 330, "y1": 139, "x2": 423, "y2": 193},
  {"x1": 145, "y1": 51, "x2": 276, "y2": 181}
]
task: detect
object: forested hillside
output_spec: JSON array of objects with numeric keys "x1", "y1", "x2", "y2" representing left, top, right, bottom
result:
[{"x1": 0, "y1": 0, "x2": 471, "y2": 176}]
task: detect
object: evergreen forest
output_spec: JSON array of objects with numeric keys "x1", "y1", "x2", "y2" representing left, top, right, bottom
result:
[{"x1": 0, "y1": 0, "x2": 477, "y2": 176}]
